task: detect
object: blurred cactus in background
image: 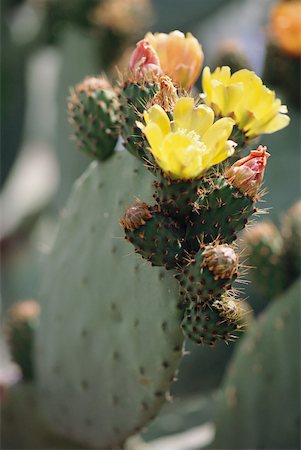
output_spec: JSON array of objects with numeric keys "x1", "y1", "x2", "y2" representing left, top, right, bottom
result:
[
  {"x1": 242, "y1": 200, "x2": 301, "y2": 300},
  {"x1": 1, "y1": 1, "x2": 300, "y2": 449},
  {"x1": 263, "y1": 0, "x2": 301, "y2": 108}
]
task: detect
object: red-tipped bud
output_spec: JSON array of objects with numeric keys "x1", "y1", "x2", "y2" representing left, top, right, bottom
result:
[
  {"x1": 225, "y1": 145, "x2": 270, "y2": 198},
  {"x1": 129, "y1": 39, "x2": 162, "y2": 79}
]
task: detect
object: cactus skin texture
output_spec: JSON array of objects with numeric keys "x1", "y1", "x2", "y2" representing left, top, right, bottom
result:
[
  {"x1": 175, "y1": 243, "x2": 239, "y2": 306},
  {"x1": 68, "y1": 76, "x2": 119, "y2": 161},
  {"x1": 118, "y1": 80, "x2": 159, "y2": 160},
  {"x1": 212, "y1": 278, "x2": 300, "y2": 450},
  {"x1": 121, "y1": 201, "x2": 184, "y2": 269},
  {"x1": 3, "y1": 300, "x2": 40, "y2": 381},
  {"x1": 242, "y1": 201, "x2": 301, "y2": 299},
  {"x1": 1, "y1": 383, "x2": 85, "y2": 450},
  {"x1": 181, "y1": 298, "x2": 244, "y2": 346},
  {"x1": 37, "y1": 151, "x2": 184, "y2": 448}
]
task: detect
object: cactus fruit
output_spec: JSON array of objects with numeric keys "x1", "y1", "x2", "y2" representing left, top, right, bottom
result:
[
  {"x1": 212, "y1": 278, "x2": 301, "y2": 450},
  {"x1": 37, "y1": 151, "x2": 184, "y2": 448},
  {"x1": 68, "y1": 76, "x2": 119, "y2": 161},
  {"x1": 3, "y1": 300, "x2": 40, "y2": 381}
]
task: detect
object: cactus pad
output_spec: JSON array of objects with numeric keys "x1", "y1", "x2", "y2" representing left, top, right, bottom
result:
[
  {"x1": 213, "y1": 278, "x2": 301, "y2": 449},
  {"x1": 176, "y1": 243, "x2": 239, "y2": 306},
  {"x1": 37, "y1": 151, "x2": 184, "y2": 448},
  {"x1": 186, "y1": 177, "x2": 255, "y2": 248},
  {"x1": 68, "y1": 76, "x2": 119, "y2": 161}
]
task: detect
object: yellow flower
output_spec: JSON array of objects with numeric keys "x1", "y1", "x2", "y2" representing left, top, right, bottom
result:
[
  {"x1": 202, "y1": 66, "x2": 290, "y2": 138},
  {"x1": 144, "y1": 31, "x2": 204, "y2": 89},
  {"x1": 139, "y1": 97, "x2": 236, "y2": 180}
]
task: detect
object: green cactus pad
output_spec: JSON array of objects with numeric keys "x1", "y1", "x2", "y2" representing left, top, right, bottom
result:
[
  {"x1": 186, "y1": 176, "x2": 255, "y2": 249},
  {"x1": 121, "y1": 201, "x2": 184, "y2": 269},
  {"x1": 213, "y1": 278, "x2": 301, "y2": 449},
  {"x1": 118, "y1": 80, "x2": 158, "y2": 160},
  {"x1": 68, "y1": 76, "x2": 119, "y2": 161},
  {"x1": 176, "y1": 243, "x2": 238, "y2": 306},
  {"x1": 37, "y1": 151, "x2": 184, "y2": 448},
  {"x1": 181, "y1": 298, "x2": 244, "y2": 346}
]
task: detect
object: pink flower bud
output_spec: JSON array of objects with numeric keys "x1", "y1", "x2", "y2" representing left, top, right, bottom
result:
[
  {"x1": 129, "y1": 39, "x2": 162, "y2": 79},
  {"x1": 225, "y1": 146, "x2": 270, "y2": 198}
]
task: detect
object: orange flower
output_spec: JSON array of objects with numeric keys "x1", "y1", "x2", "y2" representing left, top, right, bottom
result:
[
  {"x1": 144, "y1": 31, "x2": 203, "y2": 89},
  {"x1": 270, "y1": 1, "x2": 301, "y2": 57}
]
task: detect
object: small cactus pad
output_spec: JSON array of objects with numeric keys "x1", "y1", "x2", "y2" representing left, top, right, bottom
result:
[
  {"x1": 181, "y1": 298, "x2": 244, "y2": 346},
  {"x1": 68, "y1": 76, "x2": 119, "y2": 161},
  {"x1": 213, "y1": 278, "x2": 300, "y2": 449},
  {"x1": 118, "y1": 80, "x2": 158, "y2": 160},
  {"x1": 3, "y1": 300, "x2": 40, "y2": 381},
  {"x1": 176, "y1": 243, "x2": 239, "y2": 305},
  {"x1": 186, "y1": 177, "x2": 255, "y2": 249},
  {"x1": 120, "y1": 200, "x2": 184, "y2": 269},
  {"x1": 37, "y1": 151, "x2": 184, "y2": 448}
]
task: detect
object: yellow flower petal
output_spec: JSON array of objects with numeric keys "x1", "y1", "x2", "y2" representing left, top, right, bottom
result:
[
  {"x1": 147, "y1": 104, "x2": 171, "y2": 135},
  {"x1": 190, "y1": 104, "x2": 215, "y2": 137},
  {"x1": 202, "y1": 66, "x2": 212, "y2": 100},
  {"x1": 209, "y1": 140, "x2": 236, "y2": 166},
  {"x1": 173, "y1": 97, "x2": 194, "y2": 130},
  {"x1": 246, "y1": 113, "x2": 290, "y2": 137},
  {"x1": 202, "y1": 117, "x2": 234, "y2": 153},
  {"x1": 144, "y1": 123, "x2": 163, "y2": 157}
]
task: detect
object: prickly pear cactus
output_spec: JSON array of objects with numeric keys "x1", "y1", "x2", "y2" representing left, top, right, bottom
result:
[
  {"x1": 37, "y1": 151, "x2": 184, "y2": 448},
  {"x1": 212, "y1": 278, "x2": 300, "y2": 450}
]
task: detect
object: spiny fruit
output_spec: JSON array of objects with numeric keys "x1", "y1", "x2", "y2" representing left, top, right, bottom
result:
[{"x1": 68, "y1": 76, "x2": 119, "y2": 161}]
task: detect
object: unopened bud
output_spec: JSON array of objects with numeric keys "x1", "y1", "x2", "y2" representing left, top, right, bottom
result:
[
  {"x1": 129, "y1": 39, "x2": 162, "y2": 80},
  {"x1": 225, "y1": 146, "x2": 270, "y2": 198}
]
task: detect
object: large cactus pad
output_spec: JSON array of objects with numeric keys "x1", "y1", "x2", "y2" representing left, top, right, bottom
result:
[{"x1": 37, "y1": 151, "x2": 184, "y2": 448}]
